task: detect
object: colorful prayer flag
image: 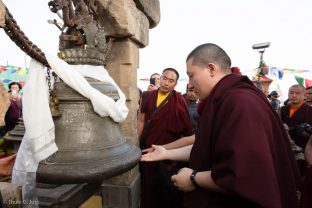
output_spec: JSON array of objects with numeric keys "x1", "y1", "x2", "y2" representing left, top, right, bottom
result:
[
  {"x1": 295, "y1": 75, "x2": 312, "y2": 88},
  {"x1": 295, "y1": 75, "x2": 304, "y2": 87},
  {"x1": 305, "y1": 79, "x2": 312, "y2": 88}
]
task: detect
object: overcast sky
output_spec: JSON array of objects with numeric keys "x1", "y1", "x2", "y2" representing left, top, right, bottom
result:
[
  {"x1": 1, "y1": 0, "x2": 312, "y2": 92},
  {"x1": 140, "y1": 0, "x2": 312, "y2": 77}
]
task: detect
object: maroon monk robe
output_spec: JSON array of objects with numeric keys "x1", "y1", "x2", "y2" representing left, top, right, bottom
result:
[
  {"x1": 184, "y1": 74, "x2": 301, "y2": 208},
  {"x1": 280, "y1": 103, "x2": 312, "y2": 149},
  {"x1": 300, "y1": 166, "x2": 312, "y2": 208},
  {"x1": 5, "y1": 100, "x2": 22, "y2": 131},
  {"x1": 140, "y1": 89, "x2": 193, "y2": 208}
]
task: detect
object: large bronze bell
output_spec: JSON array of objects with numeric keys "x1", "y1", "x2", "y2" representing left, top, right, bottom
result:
[{"x1": 36, "y1": 78, "x2": 141, "y2": 184}]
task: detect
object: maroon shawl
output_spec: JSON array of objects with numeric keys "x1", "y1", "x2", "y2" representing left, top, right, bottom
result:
[
  {"x1": 184, "y1": 74, "x2": 300, "y2": 208},
  {"x1": 301, "y1": 166, "x2": 312, "y2": 208},
  {"x1": 140, "y1": 89, "x2": 193, "y2": 148}
]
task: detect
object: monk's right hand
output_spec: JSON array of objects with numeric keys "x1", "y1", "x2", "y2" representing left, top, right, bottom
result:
[{"x1": 141, "y1": 145, "x2": 167, "y2": 162}]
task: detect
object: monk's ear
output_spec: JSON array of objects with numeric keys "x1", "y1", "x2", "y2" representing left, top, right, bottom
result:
[{"x1": 206, "y1": 63, "x2": 218, "y2": 77}]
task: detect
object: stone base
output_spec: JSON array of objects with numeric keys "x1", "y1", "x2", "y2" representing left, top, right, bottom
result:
[
  {"x1": 0, "y1": 182, "x2": 22, "y2": 208},
  {"x1": 101, "y1": 173, "x2": 140, "y2": 208},
  {"x1": 37, "y1": 183, "x2": 100, "y2": 207}
]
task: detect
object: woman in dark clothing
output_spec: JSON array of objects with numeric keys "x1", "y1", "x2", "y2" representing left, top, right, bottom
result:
[{"x1": 5, "y1": 82, "x2": 23, "y2": 132}]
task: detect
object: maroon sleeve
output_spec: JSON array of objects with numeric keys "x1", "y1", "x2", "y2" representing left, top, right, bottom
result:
[
  {"x1": 166, "y1": 92, "x2": 193, "y2": 137},
  {"x1": 301, "y1": 166, "x2": 312, "y2": 208},
  {"x1": 140, "y1": 91, "x2": 150, "y2": 113},
  {"x1": 178, "y1": 93, "x2": 193, "y2": 136}
]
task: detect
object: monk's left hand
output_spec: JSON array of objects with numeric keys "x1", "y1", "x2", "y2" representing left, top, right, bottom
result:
[{"x1": 171, "y1": 167, "x2": 195, "y2": 192}]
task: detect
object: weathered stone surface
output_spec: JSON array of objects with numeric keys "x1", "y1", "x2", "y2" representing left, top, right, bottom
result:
[
  {"x1": 37, "y1": 183, "x2": 98, "y2": 207},
  {"x1": 133, "y1": 0, "x2": 160, "y2": 28},
  {"x1": 0, "y1": 81, "x2": 10, "y2": 126},
  {"x1": 103, "y1": 39, "x2": 140, "y2": 207},
  {"x1": 106, "y1": 39, "x2": 139, "y2": 142},
  {"x1": 0, "y1": 0, "x2": 5, "y2": 27},
  {"x1": 96, "y1": 0, "x2": 149, "y2": 47},
  {"x1": 0, "y1": 182, "x2": 22, "y2": 207},
  {"x1": 102, "y1": 173, "x2": 140, "y2": 208}
]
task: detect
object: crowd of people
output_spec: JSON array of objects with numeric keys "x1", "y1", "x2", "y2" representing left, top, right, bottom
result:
[{"x1": 139, "y1": 43, "x2": 312, "y2": 208}]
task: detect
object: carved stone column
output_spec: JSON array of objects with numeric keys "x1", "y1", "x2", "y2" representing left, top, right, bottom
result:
[
  {"x1": 0, "y1": 81, "x2": 10, "y2": 126},
  {"x1": 106, "y1": 39, "x2": 139, "y2": 143},
  {"x1": 101, "y1": 35, "x2": 141, "y2": 208},
  {"x1": 96, "y1": 0, "x2": 160, "y2": 207},
  {"x1": 0, "y1": 0, "x2": 5, "y2": 27}
]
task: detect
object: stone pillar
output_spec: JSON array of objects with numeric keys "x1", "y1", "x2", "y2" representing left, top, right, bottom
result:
[
  {"x1": 106, "y1": 39, "x2": 139, "y2": 143},
  {"x1": 0, "y1": 0, "x2": 5, "y2": 27},
  {"x1": 0, "y1": 81, "x2": 10, "y2": 126},
  {"x1": 102, "y1": 37, "x2": 140, "y2": 208},
  {"x1": 96, "y1": 0, "x2": 160, "y2": 207}
]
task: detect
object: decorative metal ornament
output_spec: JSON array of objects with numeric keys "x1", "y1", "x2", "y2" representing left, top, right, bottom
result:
[{"x1": 49, "y1": 0, "x2": 110, "y2": 66}]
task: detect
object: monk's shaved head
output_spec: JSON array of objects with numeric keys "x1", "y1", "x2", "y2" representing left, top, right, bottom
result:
[
  {"x1": 289, "y1": 84, "x2": 305, "y2": 93},
  {"x1": 186, "y1": 43, "x2": 232, "y2": 73},
  {"x1": 288, "y1": 84, "x2": 306, "y2": 105}
]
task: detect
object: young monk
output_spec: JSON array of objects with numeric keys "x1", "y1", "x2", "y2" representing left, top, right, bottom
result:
[{"x1": 142, "y1": 43, "x2": 301, "y2": 208}]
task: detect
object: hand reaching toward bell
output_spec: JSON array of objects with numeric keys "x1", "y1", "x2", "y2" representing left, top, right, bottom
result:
[{"x1": 141, "y1": 145, "x2": 167, "y2": 162}]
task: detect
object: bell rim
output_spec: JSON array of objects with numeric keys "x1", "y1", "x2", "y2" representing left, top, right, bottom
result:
[{"x1": 36, "y1": 142, "x2": 141, "y2": 184}]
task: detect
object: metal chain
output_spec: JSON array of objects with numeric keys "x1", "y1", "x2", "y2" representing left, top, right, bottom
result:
[
  {"x1": 52, "y1": 71, "x2": 58, "y2": 88},
  {"x1": 47, "y1": 68, "x2": 52, "y2": 91},
  {"x1": 3, "y1": 7, "x2": 49, "y2": 67}
]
